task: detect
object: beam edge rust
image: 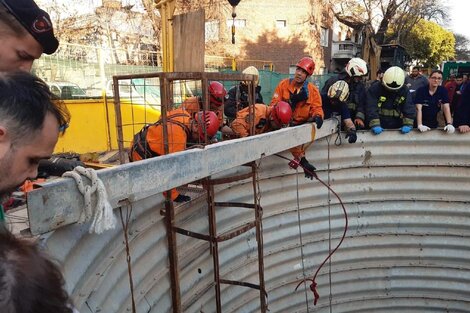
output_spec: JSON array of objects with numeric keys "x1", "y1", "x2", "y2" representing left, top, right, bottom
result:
[{"x1": 27, "y1": 120, "x2": 337, "y2": 235}]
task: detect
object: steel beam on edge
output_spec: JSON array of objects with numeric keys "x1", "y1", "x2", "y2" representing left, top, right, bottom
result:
[{"x1": 27, "y1": 119, "x2": 338, "y2": 235}]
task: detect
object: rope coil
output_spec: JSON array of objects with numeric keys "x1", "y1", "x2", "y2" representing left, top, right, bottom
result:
[{"x1": 63, "y1": 166, "x2": 116, "y2": 234}]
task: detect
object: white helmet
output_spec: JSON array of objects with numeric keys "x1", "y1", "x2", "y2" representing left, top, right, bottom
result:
[
  {"x1": 345, "y1": 57, "x2": 368, "y2": 77},
  {"x1": 327, "y1": 80, "x2": 350, "y2": 102},
  {"x1": 242, "y1": 66, "x2": 259, "y2": 86},
  {"x1": 382, "y1": 66, "x2": 405, "y2": 91}
]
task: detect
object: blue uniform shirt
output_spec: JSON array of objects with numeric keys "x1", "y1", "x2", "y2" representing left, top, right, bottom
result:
[{"x1": 414, "y1": 85, "x2": 449, "y2": 128}]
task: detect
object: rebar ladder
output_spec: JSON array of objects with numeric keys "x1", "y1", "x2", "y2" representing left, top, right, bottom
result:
[{"x1": 165, "y1": 161, "x2": 267, "y2": 312}]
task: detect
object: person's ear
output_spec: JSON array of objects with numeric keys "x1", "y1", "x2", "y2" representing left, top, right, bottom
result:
[
  {"x1": 0, "y1": 126, "x2": 11, "y2": 158},
  {"x1": 0, "y1": 126, "x2": 8, "y2": 143}
]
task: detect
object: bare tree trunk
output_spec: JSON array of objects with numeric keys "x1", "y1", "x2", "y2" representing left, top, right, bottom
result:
[
  {"x1": 362, "y1": 25, "x2": 381, "y2": 79},
  {"x1": 375, "y1": 0, "x2": 399, "y2": 44},
  {"x1": 141, "y1": 0, "x2": 162, "y2": 51}
]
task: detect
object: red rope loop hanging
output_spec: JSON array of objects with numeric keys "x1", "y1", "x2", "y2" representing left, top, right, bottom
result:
[{"x1": 274, "y1": 153, "x2": 349, "y2": 306}]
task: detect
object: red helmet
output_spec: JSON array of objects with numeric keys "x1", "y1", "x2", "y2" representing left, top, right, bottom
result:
[
  {"x1": 296, "y1": 57, "x2": 315, "y2": 76},
  {"x1": 196, "y1": 111, "x2": 220, "y2": 139},
  {"x1": 271, "y1": 101, "x2": 292, "y2": 127},
  {"x1": 209, "y1": 81, "x2": 227, "y2": 107}
]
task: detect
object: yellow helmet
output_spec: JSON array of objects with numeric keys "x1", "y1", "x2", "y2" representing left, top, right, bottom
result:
[
  {"x1": 242, "y1": 66, "x2": 259, "y2": 86},
  {"x1": 327, "y1": 80, "x2": 350, "y2": 102},
  {"x1": 382, "y1": 66, "x2": 405, "y2": 91}
]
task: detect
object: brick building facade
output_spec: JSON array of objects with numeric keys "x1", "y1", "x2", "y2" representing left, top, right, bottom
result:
[{"x1": 205, "y1": 0, "x2": 333, "y2": 74}]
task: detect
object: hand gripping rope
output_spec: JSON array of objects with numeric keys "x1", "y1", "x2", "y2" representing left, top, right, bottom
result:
[
  {"x1": 63, "y1": 166, "x2": 116, "y2": 234},
  {"x1": 274, "y1": 154, "x2": 349, "y2": 306}
]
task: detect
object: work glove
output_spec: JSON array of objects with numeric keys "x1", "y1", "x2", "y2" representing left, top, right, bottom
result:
[
  {"x1": 313, "y1": 116, "x2": 323, "y2": 129},
  {"x1": 444, "y1": 124, "x2": 455, "y2": 134},
  {"x1": 354, "y1": 118, "x2": 365, "y2": 130},
  {"x1": 289, "y1": 87, "x2": 308, "y2": 107},
  {"x1": 345, "y1": 129, "x2": 357, "y2": 143},
  {"x1": 210, "y1": 131, "x2": 223, "y2": 143},
  {"x1": 417, "y1": 124, "x2": 431, "y2": 132},
  {"x1": 174, "y1": 194, "x2": 191, "y2": 203},
  {"x1": 299, "y1": 157, "x2": 316, "y2": 180},
  {"x1": 401, "y1": 125, "x2": 413, "y2": 134},
  {"x1": 371, "y1": 126, "x2": 383, "y2": 135}
]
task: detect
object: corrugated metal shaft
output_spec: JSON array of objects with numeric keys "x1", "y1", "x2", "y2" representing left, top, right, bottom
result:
[{"x1": 43, "y1": 130, "x2": 470, "y2": 312}]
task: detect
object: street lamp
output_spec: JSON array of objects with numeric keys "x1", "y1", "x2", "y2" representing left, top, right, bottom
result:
[{"x1": 227, "y1": 0, "x2": 241, "y2": 44}]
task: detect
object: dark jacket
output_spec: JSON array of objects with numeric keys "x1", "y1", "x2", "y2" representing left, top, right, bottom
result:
[
  {"x1": 321, "y1": 93, "x2": 351, "y2": 121},
  {"x1": 322, "y1": 71, "x2": 366, "y2": 122},
  {"x1": 453, "y1": 84, "x2": 470, "y2": 127},
  {"x1": 366, "y1": 83, "x2": 416, "y2": 129},
  {"x1": 224, "y1": 84, "x2": 263, "y2": 119}
]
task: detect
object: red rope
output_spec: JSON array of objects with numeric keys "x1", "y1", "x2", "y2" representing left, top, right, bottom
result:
[{"x1": 275, "y1": 154, "x2": 349, "y2": 306}]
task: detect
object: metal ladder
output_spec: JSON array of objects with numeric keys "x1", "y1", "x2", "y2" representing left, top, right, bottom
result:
[{"x1": 164, "y1": 161, "x2": 267, "y2": 312}]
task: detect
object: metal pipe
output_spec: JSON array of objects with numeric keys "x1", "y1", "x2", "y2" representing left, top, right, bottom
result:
[{"x1": 112, "y1": 76, "x2": 126, "y2": 164}]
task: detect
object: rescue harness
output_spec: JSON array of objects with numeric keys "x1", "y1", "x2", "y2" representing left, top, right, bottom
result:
[{"x1": 130, "y1": 113, "x2": 191, "y2": 160}]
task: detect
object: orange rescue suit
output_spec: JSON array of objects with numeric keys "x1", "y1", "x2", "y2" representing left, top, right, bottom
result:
[
  {"x1": 181, "y1": 96, "x2": 224, "y2": 127},
  {"x1": 130, "y1": 108, "x2": 192, "y2": 200},
  {"x1": 270, "y1": 78, "x2": 323, "y2": 158},
  {"x1": 230, "y1": 103, "x2": 272, "y2": 137}
]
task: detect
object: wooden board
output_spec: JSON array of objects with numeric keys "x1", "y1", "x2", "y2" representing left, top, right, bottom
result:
[{"x1": 173, "y1": 9, "x2": 205, "y2": 72}]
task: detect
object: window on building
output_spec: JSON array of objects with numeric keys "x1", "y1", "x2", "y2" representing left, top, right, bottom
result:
[
  {"x1": 320, "y1": 27, "x2": 329, "y2": 47},
  {"x1": 205, "y1": 20, "x2": 220, "y2": 42},
  {"x1": 226, "y1": 19, "x2": 246, "y2": 28},
  {"x1": 276, "y1": 20, "x2": 287, "y2": 28},
  {"x1": 339, "y1": 43, "x2": 354, "y2": 51},
  {"x1": 289, "y1": 65, "x2": 297, "y2": 75}
]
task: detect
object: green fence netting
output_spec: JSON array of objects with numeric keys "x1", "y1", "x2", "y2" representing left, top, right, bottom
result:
[{"x1": 220, "y1": 69, "x2": 335, "y2": 102}]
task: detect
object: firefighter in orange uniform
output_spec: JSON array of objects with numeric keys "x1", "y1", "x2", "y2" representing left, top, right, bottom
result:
[
  {"x1": 270, "y1": 57, "x2": 324, "y2": 179},
  {"x1": 223, "y1": 101, "x2": 292, "y2": 138},
  {"x1": 180, "y1": 81, "x2": 227, "y2": 128},
  {"x1": 130, "y1": 108, "x2": 220, "y2": 202}
]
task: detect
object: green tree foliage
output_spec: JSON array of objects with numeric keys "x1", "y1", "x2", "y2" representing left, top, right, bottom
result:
[
  {"x1": 405, "y1": 19, "x2": 454, "y2": 67},
  {"x1": 386, "y1": 0, "x2": 446, "y2": 44},
  {"x1": 454, "y1": 34, "x2": 470, "y2": 60},
  {"x1": 332, "y1": 0, "x2": 447, "y2": 78}
]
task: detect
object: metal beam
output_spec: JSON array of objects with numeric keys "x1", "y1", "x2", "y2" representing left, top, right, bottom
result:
[
  {"x1": 27, "y1": 120, "x2": 337, "y2": 235},
  {"x1": 156, "y1": 0, "x2": 176, "y2": 72}
]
